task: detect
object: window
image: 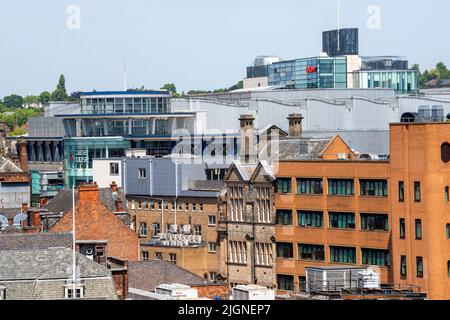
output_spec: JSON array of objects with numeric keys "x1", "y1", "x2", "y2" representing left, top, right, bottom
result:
[
  {"x1": 155, "y1": 252, "x2": 163, "y2": 260},
  {"x1": 137, "y1": 201, "x2": 142, "y2": 209},
  {"x1": 361, "y1": 214, "x2": 389, "y2": 231},
  {"x1": 329, "y1": 212, "x2": 355, "y2": 229},
  {"x1": 276, "y1": 178, "x2": 292, "y2": 194},
  {"x1": 276, "y1": 210, "x2": 293, "y2": 226},
  {"x1": 178, "y1": 202, "x2": 183, "y2": 211},
  {"x1": 414, "y1": 182, "x2": 421, "y2": 202},
  {"x1": 400, "y1": 219, "x2": 406, "y2": 239},
  {"x1": 360, "y1": 180, "x2": 388, "y2": 197},
  {"x1": 362, "y1": 249, "x2": 390, "y2": 266},
  {"x1": 194, "y1": 225, "x2": 202, "y2": 236},
  {"x1": 399, "y1": 181, "x2": 405, "y2": 202},
  {"x1": 330, "y1": 246, "x2": 356, "y2": 264},
  {"x1": 185, "y1": 203, "x2": 189, "y2": 211},
  {"x1": 138, "y1": 168, "x2": 146, "y2": 179},
  {"x1": 447, "y1": 224, "x2": 450, "y2": 240},
  {"x1": 228, "y1": 241, "x2": 248, "y2": 264},
  {"x1": 400, "y1": 255, "x2": 407, "y2": 277},
  {"x1": 65, "y1": 285, "x2": 84, "y2": 299},
  {"x1": 149, "y1": 200, "x2": 155, "y2": 210},
  {"x1": 151, "y1": 223, "x2": 160, "y2": 236},
  {"x1": 142, "y1": 251, "x2": 149, "y2": 261},
  {"x1": 169, "y1": 253, "x2": 177, "y2": 264},
  {"x1": 298, "y1": 244, "x2": 325, "y2": 261},
  {"x1": 110, "y1": 162, "x2": 119, "y2": 176},
  {"x1": 446, "y1": 187, "x2": 449, "y2": 203},
  {"x1": 138, "y1": 222, "x2": 147, "y2": 237},
  {"x1": 192, "y1": 203, "x2": 197, "y2": 212},
  {"x1": 199, "y1": 203, "x2": 204, "y2": 212},
  {"x1": 208, "y1": 215, "x2": 216, "y2": 226},
  {"x1": 277, "y1": 275, "x2": 294, "y2": 291},
  {"x1": 448, "y1": 261, "x2": 450, "y2": 278},
  {"x1": 297, "y1": 178, "x2": 323, "y2": 195},
  {"x1": 441, "y1": 142, "x2": 450, "y2": 163},
  {"x1": 415, "y1": 219, "x2": 422, "y2": 240},
  {"x1": 416, "y1": 257, "x2": 423, "y2": 278},
  {"x1": 328, "y1": 179, "x2": 354, "y2": 196},
  {"x1": 298, "y1": 211, "x2": 323, "y2": 228},
  {"x1": 208, "y1": 242, "x2": 217, "y2": 253},
  {"x1": 255, "y1": 243, "x2": 273, "y2": 266},
  {"x1": 277, "y1": 243, "x2": 293, "y2": 259}
]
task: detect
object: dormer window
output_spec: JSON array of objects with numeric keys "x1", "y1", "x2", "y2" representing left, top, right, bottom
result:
[{"x1": 65, "y1": 283, "x2": 84, "y2": 299}]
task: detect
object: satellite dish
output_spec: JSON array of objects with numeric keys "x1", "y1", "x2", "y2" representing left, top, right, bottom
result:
[
  {"x1": 85, "y1": 248, "x2": 94, "y2": 256},
  {"x1": 0, "y1": 215, "x2": 9, "y2": 230},
  {"x1": 13, "y1": 213, "x2": 28, "y2": 229}
]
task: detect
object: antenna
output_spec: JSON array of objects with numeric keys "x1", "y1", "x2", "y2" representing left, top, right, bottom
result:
[
  {"x1": 337, "y1": 0, "x2": 341, "y2": 55},
  {"x1": 123, "y1": 59, "x2": 128, "y2": 91}
]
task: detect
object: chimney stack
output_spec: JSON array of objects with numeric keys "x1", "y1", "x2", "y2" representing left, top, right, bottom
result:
[
  {"x1": 78, "y1": 183, "x2": 100, "y2": 203},
  {"x1": 111, "y1": 181, "x2": 119, "y2": 194},
  {"x1": 239, "y1": 114, "x2": 256, "y2": 163},
  {"x1": 18, "y1": 138, "x2": 28, "y2": 172},
  {"x1": 21, "y1": 203, "x2": 29, "y2": 214},
  {"x1": 287, "y1": 114, "x2": 304, "y2": 138}
]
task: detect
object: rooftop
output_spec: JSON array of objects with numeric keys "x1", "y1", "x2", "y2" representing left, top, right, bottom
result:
[
  {"x1": 0, "y1": 233, "x2": 72, "y2": 251},
  {"x1": 80, "y1": 90, "x2": 171, "y2": 97},
  {"x1": 0, "y1": 247, "x2": 111, "y2": 281}
]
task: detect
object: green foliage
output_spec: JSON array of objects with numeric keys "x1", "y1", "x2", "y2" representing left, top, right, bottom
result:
[
  {"x1": 0, "y1": 107, "x2": 43, "y2": 132},
  {"x1": 38, "y1": 91, "x2": 51, "y2": 104},
  {"x1": 50, "y1": 74, "x2": 69, "y2": 101},
  {"x1": 187, "y1": 81, "x2": 244, "y2": 95},
  {"x1": 2, "y1": 94, "x2": 24, "y2": 108},
  {"x1": 9, "y1": 126, "x2": 27, "y2": 137},
  {"x1": 415, "y1": 62, "x2": 450, "y2": 87}
]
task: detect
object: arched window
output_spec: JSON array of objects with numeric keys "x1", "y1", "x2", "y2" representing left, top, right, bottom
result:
[{"x1": 441, "y1": 143, "x2": 450, "y2": 163}]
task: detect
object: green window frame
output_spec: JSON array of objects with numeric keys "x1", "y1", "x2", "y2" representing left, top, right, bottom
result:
[
  {"x1": 328, "y1": 179, "x2": 354, "y2": 196},
  {"x1": 329, "y1": 212, "x2": 355, "y2": 229},
  {"x1": 400, "y1": 218, "x2": 406, "y2": 239},
  {"x1": 297, "y1": 178, "x2": 323, "y2": 195},
  {"x1": 400, "y1": 255, "x2": 407, "y2": 277},
  {"x1": 298, "y1": 244, "x2": 325, "y2": 261},
  {"x1": 360, "y1": 180, "x2": 388, "y2": 197},
  {"x1": 361, "y1": 249, "x2": 390, "y2": 266},
  {"x1": 414, "y1": 182, "x2": 421, "y2": 202},
  {"x1": 276, "y1": 178, "x2": 292, "y2": 194},
  {"x1": 415, "y1": 219, "x2": 422, "y2": 240},
  {"x1": 330, "y1": 246, "x2": 356, "y2": 264},
  {"x1": 399, "y1": 181, "x2": 405, "y2": 202},
  {"x1": 361, "y1": 214, "x2": 389, "y2": 231},
  {"x1": 276, "y1": 210, "x2": 293, "y2": 226},
  {"x1": 416, "y1": 257, "x2": 423, "y2": 278},
  {"x1": 298, "y1": 211, "x2": 323, "y2": 228}
]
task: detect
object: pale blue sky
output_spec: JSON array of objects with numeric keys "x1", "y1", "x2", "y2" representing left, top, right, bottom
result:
[{"x1": 0, "y1": 0, "x2": 449, "y2": 97}]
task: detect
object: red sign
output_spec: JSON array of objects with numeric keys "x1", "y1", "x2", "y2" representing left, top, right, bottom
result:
[{"x1": 306, "y1": 66, "x2": 318, "y2": 74}]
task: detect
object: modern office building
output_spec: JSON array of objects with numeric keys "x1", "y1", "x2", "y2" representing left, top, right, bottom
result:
[
  {"x1": 273, "y1": 120, "x2": 450, "y2": 300},
  {"x1": 322, "y1": 28, "x2": 359, "y2": 57},
  {"x1": 122, "y1": 156, "x2": 226, "y2": 281},
  {"x1": 352, "y1": 69, "x2": 419, "y2": 93},
  {"x1": 244, "y1": 56, "x2": 281, "y2": 89},
  {"x1": 30, "y1": 170, "x2": 64, "y2": 207},
  {"x1": 268, "y1": 56, "x2": 348, "y2": 89}
]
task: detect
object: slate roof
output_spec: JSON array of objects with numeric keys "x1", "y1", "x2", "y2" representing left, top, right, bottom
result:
[
  {"x1": 128, "y1": 260, "x2": 209, "y2": 292},
  {"x1": 0, "y1": 247, "x2": 111, "y2": 281},
  {"x1": 0, "y1": 233, "x2": 72, "y2": 251},
  {"x1": 44, "y1": 187, "x2": 128, "y2": 214}
]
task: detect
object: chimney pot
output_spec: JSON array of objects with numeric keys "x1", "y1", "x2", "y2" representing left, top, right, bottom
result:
[{"x1": 287, "y1": 113, "x2": 304, "y2": 138}]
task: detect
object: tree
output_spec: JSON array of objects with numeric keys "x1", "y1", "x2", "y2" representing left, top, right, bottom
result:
[
  {"x1": 38, "y1": 91, "x2": 51, "y2": 104},
  {"x1": 50, "y1": 74, "x2": 69, "y2": 101},
  {"x1": 2, "y1": 94, "x2": 24, "y2": 109},
  {"x1": 161, "y1": 83, "x2": 181, "y2": 97}
]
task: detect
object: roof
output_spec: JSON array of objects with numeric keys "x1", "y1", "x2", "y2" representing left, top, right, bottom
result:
[
  {"x1": 0, "y1": 233, "x2": 72, "y2": 251},
  {"x1": 0, "y1": 157, "x2": 22, "y2": 173},
  {"x1": 260, "y1": 136, "x2": 334, "y2": 160},
  {"x1": 0, "y1": 247, "x2": 111, "y2": 281},
  {"x1": 80, "y1": 90, "x2": 170, "y2": 97},
  {"x1": 45, "y1": 187, "x2": 127, "y2": 214},
  {"x1": 128, "y1": 260, "x2": 209, "y2": 292}
]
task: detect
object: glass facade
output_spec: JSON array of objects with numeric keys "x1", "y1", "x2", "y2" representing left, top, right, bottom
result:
[
  {"x1": 268, "y1": 57, "x2": 347, "y2": 89},
  {"x1": 353, "y1": 70, "x2": 419, "y2": 93},
  {"x1": 63, "y1": 137, "x2": 130, "y2": 187},
  {"x1": 322, "y1": 28, "x2": 359, "y2": 57},
  {"x1": 81, "y1": 94, "x2": 171, "y2": 115}
]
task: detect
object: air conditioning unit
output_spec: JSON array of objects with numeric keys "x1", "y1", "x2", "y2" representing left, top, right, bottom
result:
[{"x1": 169, "y1": 224, "x2": 178, "y2": 234}]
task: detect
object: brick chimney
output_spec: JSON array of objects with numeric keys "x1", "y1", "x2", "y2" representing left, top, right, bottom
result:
[
  {"x1": 239, "y1": 114, "x2": 256, "y2": 163},
  {"x1": 31, "y1": 211, "x2": 41, "y2": 229},
  {"x1": 18, "y1": 138, "x2": 28, "y2": 172},
  {"x1": 78, "y1": 183, "x2": 100, "y2": 203},
  {"x1": 21, "y1": 202, "x2": 29, "y2": 214},
  {"x1": 111, "y1": 181, "x2": 124, "y2": 211},
  {"x1": 287, "y1": 114, "x2": 304, "y2": 138},
  {"x1": 111, "y1": 181, "x2": 119, "y2": 194}
]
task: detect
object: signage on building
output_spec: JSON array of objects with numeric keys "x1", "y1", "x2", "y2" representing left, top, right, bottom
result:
[
  {"x1": 70, "y1": 147, "x2": 89, "y2": 163},
  {"x1": 306, "y1": 66, "x2": 318, "y2": 74}
]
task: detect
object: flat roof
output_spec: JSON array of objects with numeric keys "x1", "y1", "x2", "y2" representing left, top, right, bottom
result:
[{"x1": 80, "y1": 90, "x2": 170, "y2": 96}]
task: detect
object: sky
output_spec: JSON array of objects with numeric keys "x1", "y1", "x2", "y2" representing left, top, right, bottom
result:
[{"x1": 0, "y1": 0, "x2": 449, "y2": 97}]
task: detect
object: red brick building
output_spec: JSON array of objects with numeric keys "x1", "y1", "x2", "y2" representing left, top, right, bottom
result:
[{"x1": 49, "y1": 183, "x2": 140, "y2": 262}]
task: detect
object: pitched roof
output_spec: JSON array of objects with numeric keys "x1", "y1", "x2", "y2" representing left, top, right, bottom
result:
[
  {"x1": 0, "y1": 233, "x2": 72, "y2": 251},
  {"x1": 44, "y1": 187, "x2": 128, "y2": 214},
  {"x1": 0, "y1": 247, "x2": 111, "y2": 281},
  {"x1": 260, "y1": 136, "x2": 334, "y2": 160},
  {"x1": 128, "y1": 260, "x2": 209, "y2": 292}
]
